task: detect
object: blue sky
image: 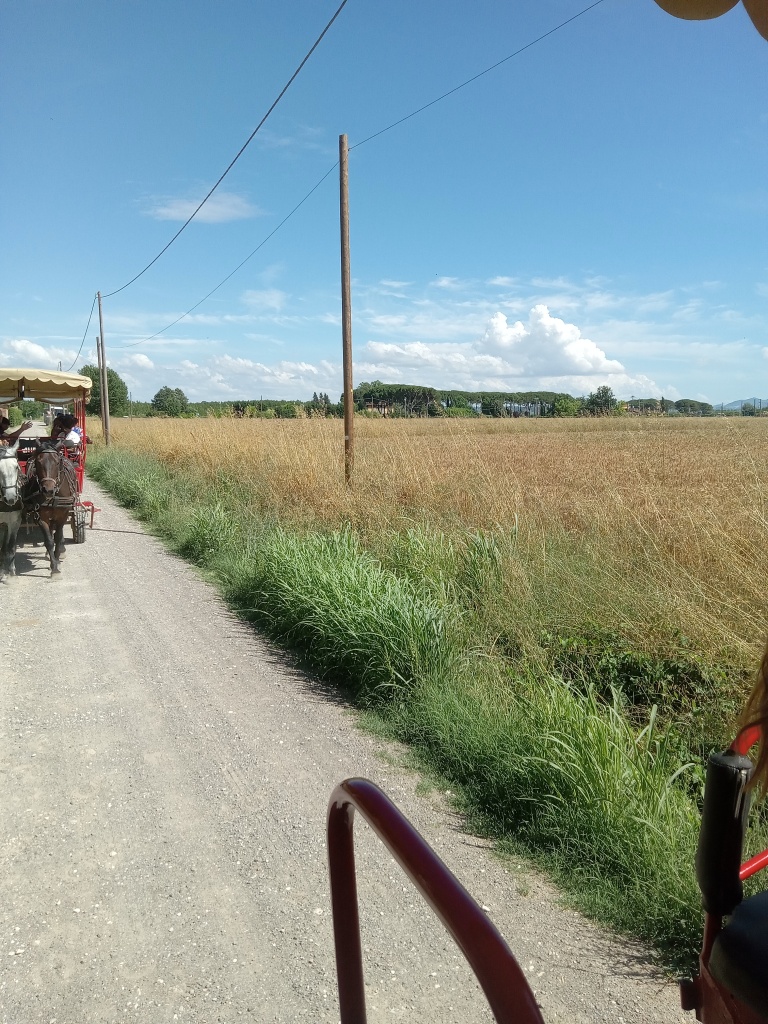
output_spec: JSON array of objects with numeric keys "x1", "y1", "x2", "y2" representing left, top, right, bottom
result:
[{"x1": 1, "y1": 0, "x2": 766, "y2": 403}]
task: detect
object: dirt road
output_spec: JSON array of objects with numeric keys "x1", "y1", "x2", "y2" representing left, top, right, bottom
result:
[{"x1": 0, "y1": 480, "x2": 688, "y2": 1024}]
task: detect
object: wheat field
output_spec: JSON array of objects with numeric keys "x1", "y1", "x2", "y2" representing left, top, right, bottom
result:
[{"x1": 95, "y1": 414, "x2": 768, "y2": 670}]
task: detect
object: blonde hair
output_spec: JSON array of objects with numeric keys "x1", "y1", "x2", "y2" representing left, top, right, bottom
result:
[{"x1": 740, "y1": 642, "x2": 768, "y2": 791}]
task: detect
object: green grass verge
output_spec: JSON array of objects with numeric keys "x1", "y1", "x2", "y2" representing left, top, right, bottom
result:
[{"x1": 87, "y1": 447, "x2": 738, "y2": 972}]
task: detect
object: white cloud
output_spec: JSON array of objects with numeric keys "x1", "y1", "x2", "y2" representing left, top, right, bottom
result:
[
  {"x1": 145, "y1": 191, "x2": 261, "y2": 223},
  {"x1": 211, "y1": 355, "x2": 339, "y2": 394},
  {"x1": 241, "y1": 289, "x2": 288, "y2": 312},
  {"x1": 40, "y1": 272, "x2": 760, "y2": 403},
  {"x1": 358, "y1": 305, "x2": 659, "y2": 397},
  {"x1": 481, "y1": 306, "x2": 625, "y2": 375},
  {"x1": 256, "y1": 124, "x2": 330, "y2": 154},
  {"x1": 141, "y1": 354, "x2": 339, "y2": 401},
  {"x1": 127, "y1": 353, "x2": 154, "y2": 369},
  {"x1": 0, "y1": 338, "x2": 76, "y2": 368}
]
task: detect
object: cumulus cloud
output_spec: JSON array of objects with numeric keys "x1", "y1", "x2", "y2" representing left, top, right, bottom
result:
[
  {"x1": 359, "y1": 305, "x2": 660, "y2": 397},
  {"x1": 481, "y1": 306, "x2": 625, "y2": 375},
  {"x1": 0, "y1": 338, "x2": 76, "y2": 368},
  {"x1": 145, "y1": 191, "x2": 260, "y2": 223},
  {"x1": 127, "y1": 353, "x2": 154, "y2": 369},
  {"x1": 83, "y1": 303, "x2": 661, "y2": 402}
]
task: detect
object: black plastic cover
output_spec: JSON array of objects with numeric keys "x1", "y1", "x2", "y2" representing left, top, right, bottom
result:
[{"x1": 695, "y1": 750, "x2": 754, "y2": 917}]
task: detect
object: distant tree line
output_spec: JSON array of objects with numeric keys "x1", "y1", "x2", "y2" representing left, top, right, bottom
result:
[
  {"x1": 353, "y1": 381, "x2": 718, "y2": 418},
  {"x1": 73, "y1": 367, "x2": 737, "y2": 421}
]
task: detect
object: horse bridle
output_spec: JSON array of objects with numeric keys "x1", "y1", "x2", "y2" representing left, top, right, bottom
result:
[
  {"x1": 34, "y1": 448, "x2": 63, "y2": 499},
  {"x1": 0, "y1": 455, "x2": 22, "y2": 508}
]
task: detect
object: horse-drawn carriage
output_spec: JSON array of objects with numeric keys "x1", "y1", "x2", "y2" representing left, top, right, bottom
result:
[{"x1": 0, "y1": 367, "x2": 98, "y2": 575}]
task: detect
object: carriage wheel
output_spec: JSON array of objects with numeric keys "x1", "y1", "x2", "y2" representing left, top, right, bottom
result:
[{"x1": 72, "y1": 506, "x2": 87, "y2": 544}]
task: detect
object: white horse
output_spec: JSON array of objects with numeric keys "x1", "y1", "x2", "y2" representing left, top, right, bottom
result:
[{"x1": 0, "y1": 442, "x2": 23, "y2": 579}]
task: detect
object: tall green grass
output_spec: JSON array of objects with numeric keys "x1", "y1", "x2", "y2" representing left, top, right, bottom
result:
[{"x1": 87, "y1": 446, "x2": 741, "y2": 970}]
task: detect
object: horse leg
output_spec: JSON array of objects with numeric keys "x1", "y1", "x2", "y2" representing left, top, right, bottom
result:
[
  {"x1": 0, "y1": 521, "x2": 7, "y2": 579},
  {"x1": 39, "y1": 518, "x2": 60, "y2": 574},
  {"x1": 54, "y1": 520, "x2": 66, "y2": 564},
  {"x1": 6, "y1": 513, "x2": 20, "y2": 576}
]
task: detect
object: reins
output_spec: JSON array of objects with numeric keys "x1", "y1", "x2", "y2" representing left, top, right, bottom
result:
[{"x1": 24, "y1": 448, "x2": 76, "y2": 512}]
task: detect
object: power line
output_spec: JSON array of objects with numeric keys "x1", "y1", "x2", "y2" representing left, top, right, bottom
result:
[
  {"x1": 115, "y1": 163, "x2": 338, "y2": 348},
  {"x1": 102, "y1": 0, "x2": 350, "y2": 299},
  {"x1": 351, "y1": 0, "x2": 607, "y2": 150},
  {"x1": 109, "y1": 0, "x2": 607, "y2": 349},
  {"x1": 65, "y1": 292, "x2": 97, "y2": 372}
]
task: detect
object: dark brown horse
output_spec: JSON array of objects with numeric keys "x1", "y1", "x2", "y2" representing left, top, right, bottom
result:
[{"x1": 23, "y1": 441, "x2": 78, "y2": 574}]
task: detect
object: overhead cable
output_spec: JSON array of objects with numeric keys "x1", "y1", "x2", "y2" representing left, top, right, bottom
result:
[
  {"x1": 351, "y1": 0, "x2": 607, "y2": 151},
  {"x1": 111, "y1": 0, "x2": 606, "y2": 347},
  {"x1": 66, "y1": 292, "x2": 97, "y2": 372},
  {"x1": 116, "y1": 164, "x2": 338, "y2": 348},
  {"x1": 102, "y1": 0, "x2": 350, "y2": 299}
]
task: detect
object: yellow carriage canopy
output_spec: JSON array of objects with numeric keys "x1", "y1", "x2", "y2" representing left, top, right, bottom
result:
[
  {"x1": 0, "y1": 368, "x2": 93, "y2": 405},
  {"x1": 651, "y1": 0, "x2": 767, "y2": 40}
]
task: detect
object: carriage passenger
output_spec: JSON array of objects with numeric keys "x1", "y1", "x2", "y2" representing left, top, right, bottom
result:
[
  {"x1": 49, "y1": 414, "x2": 65, "y2": 439},
  {"x1": 52, "y1": 413, "x2": 83, "y2": 449},
  {"x1": 0, "y1": 416, "x2": 33, "y2": 447}
]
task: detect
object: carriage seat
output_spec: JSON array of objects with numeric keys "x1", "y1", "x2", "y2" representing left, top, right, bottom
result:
[
  {"x1": 62, "y1": 441, "x2": 82, "y2": 460},
  {"x1": 709, "y1": 890, "x2": 768, "y2": 1020}
]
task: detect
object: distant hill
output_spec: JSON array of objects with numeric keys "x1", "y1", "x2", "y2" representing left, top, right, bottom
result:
[{"x1": 721, "y1": 398, "x2": 768, "y2": 410}]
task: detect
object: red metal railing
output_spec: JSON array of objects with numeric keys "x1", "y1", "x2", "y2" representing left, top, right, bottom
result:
[
  {"x1": 730, "y1": 726, "x2": 768, "y2": 882},
  {"x1": 731, "y1": 726, "x2": 761, "y2": 758},
  {"x1": 327, "y1": 778, "x2": 545, "y2": 1024}
]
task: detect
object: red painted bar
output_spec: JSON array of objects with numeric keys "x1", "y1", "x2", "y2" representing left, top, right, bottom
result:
[
  {"x1": 730, "y1": 726, "x2": 760, "y2": 756},
  {"x1": 327, "y1": 777, "x2": 545, "y2": 1024},
  {"x1": 727, "y1": 726, "x2": 768, "y2": 881},
  {"x1": 739, "y1": 848, "x2": 768, "y2": 882}
]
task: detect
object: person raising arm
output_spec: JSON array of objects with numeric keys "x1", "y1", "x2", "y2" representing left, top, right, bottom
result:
[{"x1": 0, "y1": 416, "x2": 33, "y2": 445}]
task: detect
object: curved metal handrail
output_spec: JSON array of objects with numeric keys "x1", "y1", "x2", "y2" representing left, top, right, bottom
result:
[
  {"x1": 327, "y1": 777, "x2": 545, "y2": 1024},
  {"x1": 730, "y1": 726, "x2": 768, "y2": 881}
]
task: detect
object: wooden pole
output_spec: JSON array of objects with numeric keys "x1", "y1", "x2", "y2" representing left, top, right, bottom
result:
[
  {"x1": 339, "y1": 134, "x2": 354, "y2": 484},
  {"x1": 97, "y1": 291, "x2": 111, "y2": 446},
  {"x1": 95, "y1": 333, "x2": 105, "y2": 438}
]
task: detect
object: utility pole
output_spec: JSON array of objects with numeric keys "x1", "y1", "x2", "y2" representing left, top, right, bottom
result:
[
  {"x1": 95, "y1": 335, "x2": 105, "y2": 436},
  {"x1": 97, "y1": 291, "x2": 111, "y2": 446},
  {"x1": 339, "y1": 134, "x2": 354, "y2": 485}
]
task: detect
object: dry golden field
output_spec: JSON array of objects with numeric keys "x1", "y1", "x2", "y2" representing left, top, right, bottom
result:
[{"x1": 96, "y1": 414, "x2": 768, "y2": 670}]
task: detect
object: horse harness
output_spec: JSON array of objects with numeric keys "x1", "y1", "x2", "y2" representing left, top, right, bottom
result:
[{"x1": 24, "y1": 450, "x2": 77, "y2": 516}]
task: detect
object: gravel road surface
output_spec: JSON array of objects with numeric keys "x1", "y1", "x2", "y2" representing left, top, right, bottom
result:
[{"x1": 1, "y1": 479, "x2": 689, "y2": 1024}]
